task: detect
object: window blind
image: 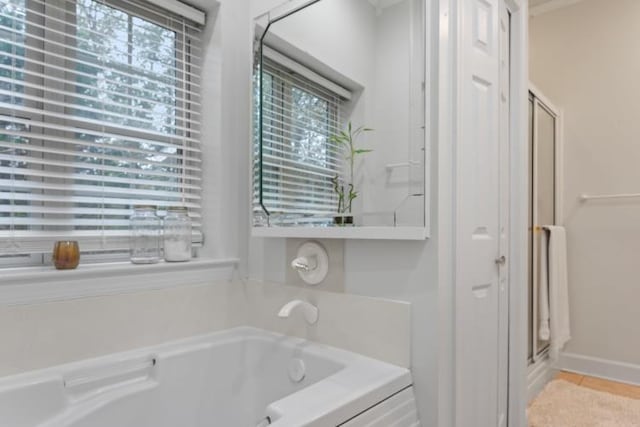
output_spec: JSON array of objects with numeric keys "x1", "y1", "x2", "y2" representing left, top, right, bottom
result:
[
  {"x1": 0, "y1": 0, "x2": 203, "y2": 259},
  {"x1": 253, "y1": 53, "x2": 347, "y2": 225}
]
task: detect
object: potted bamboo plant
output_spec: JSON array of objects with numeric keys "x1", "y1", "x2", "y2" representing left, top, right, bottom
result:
[{"x1": 329, "y1": 122, "x2": 373, "y2": 226}]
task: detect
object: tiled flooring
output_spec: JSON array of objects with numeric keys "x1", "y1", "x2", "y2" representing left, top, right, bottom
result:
[{"x1": 556, "y1": 371, "x2": 640, "y2": 400}]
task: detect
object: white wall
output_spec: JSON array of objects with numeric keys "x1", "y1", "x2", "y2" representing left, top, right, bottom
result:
[
  {"x1": 0, "y1": 279, "x2": 411, "y2": 377},
  {"x1": 530, "y1": 0, "x2": 640, "y2": 369},
  {"x1": 198, "y1": 0, "x2": 251, "y2": 269},
  {"x1": 365, "y1": 0, "x2": 425, "y2": 226},
  {"x1": 261, "y1": 0, "x2": 376, "y2": 88},
  {"x1": 343, "y1": 239, "x2": 439, "y2": 425}
]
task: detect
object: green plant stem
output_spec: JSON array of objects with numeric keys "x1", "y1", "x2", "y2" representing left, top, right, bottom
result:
[{"x1": 329, "y1": 122, "x2": 373, "y2": 215}]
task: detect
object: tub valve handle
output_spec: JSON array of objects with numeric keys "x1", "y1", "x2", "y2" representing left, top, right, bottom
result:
[
  {"x1": 290, "y1": 241, "x2": 329, "y2": 285},
  {"x1": 291, "y1": 256, "x2": 315, "y2": 272}
]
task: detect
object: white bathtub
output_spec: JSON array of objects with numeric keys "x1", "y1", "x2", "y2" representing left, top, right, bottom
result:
[{"x1": 0, "y1": 327, "x2": 416, "y2": 427}]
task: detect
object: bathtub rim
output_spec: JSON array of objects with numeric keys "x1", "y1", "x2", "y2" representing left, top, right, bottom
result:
[{"x1": 0, "y1": 326, "x2": 413, "y2": 427}]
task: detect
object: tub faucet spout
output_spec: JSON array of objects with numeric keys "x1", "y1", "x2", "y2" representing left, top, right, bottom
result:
[{"x1": 278, "y1": 300, "x2": 318, "y2": 325}]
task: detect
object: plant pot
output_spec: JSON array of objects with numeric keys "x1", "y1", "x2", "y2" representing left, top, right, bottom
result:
[{"x1": 333, "y1": 215, "x2": 354, "y2": 226}]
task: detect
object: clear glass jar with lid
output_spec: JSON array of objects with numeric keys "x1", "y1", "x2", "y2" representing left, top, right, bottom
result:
[
  {"x1": 129, "y1": 205, "x2": 161, "y2": 264},
  {"x1": 163, "y1": 206, "x2": 192, "y2": 262}
]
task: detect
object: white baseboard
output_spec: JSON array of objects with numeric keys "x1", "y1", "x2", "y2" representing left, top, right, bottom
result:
[
  {"x1": 527, "y1": 355, "x2": 558, "y2": 403},
  {"x1": 560, "y1": 352, "x2": 640, "y2": 386}
]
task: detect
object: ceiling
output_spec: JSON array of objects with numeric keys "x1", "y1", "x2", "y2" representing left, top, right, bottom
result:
[
  {"x1": 529, "y1": 0, "x2": 586, "y2": 15},
  {"x1": 367, "y1": 0, "x2": 406, "y2": 11}
]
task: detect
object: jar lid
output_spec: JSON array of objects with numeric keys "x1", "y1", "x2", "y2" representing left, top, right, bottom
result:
[
  {"x1": 133, "y1": 204, "x2": 157, "y2": 210},
  {"x1": 167, "y1": 206, "x2": 189, "y2": 213}
]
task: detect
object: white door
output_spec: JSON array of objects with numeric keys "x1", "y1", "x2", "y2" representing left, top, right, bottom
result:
[{"x1": 454, "y1": 0, "x2": 510, "y2": 425}]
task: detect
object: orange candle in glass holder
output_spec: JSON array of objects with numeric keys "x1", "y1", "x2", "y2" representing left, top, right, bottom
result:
[{"x1": 52, "y1": 241, "x2": 80, "y2": 270}]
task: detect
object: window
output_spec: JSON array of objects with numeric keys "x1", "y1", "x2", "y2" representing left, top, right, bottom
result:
[
  {"x1": 253, "y1": 52, "x2": 347, "y2": 226},
  {"x1": 0, "y1": 0, "x2": 203, "y2": 267}
]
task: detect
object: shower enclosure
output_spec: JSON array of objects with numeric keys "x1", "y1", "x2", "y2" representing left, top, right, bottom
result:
[{"x1": 528, "y1": 87, "x2": 560, "y2": 365}]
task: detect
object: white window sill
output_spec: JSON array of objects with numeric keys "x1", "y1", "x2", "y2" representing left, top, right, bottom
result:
[{"x1": 0, "y1": 258, "x2": 239, "y2": 306}]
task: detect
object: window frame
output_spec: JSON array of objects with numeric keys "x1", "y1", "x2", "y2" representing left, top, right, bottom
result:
[
  {"x1": 254, "y1": 53, "x2": 345, "y2": 225},
  {"x1": 0, "y1": 0, "x2": 201, "y2": 268}
]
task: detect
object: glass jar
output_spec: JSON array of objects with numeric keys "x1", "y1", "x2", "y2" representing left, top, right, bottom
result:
[
  {"x1": 53, "y1": 240, "x2": 80, "y2": 270},
  {"x1": 129, "y1": 205, "x2": 161, "y2": 264},
  {"x1": 163, "y1": 206, "x2": 192, "y2": 262}
]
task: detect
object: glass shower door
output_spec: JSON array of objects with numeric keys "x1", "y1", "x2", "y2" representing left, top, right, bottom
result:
[{"x1": 528, "y1": 91, "x2": 558, "y2": 364}]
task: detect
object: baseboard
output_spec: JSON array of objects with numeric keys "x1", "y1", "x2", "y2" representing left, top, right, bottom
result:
[
  {"x1": 560, "y1": 352, "x2": 640, "y2": 386},
  {"x1": 527, "y1": 355, "x2": 558, "y2": 403}
]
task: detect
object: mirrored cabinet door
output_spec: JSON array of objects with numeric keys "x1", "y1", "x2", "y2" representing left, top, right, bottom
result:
[{"x1": 252, "y1": 0, "x2": 429, "y2": 239}]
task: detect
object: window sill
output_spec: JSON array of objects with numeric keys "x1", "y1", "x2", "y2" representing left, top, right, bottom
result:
[{"x1": 0, "y1": 258, "x2": 239, "y2": 306}]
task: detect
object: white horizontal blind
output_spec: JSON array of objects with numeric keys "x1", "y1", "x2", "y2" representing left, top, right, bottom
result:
[
  {"x1": 0, "y1": 0, "x2": 203, "y2": 259},
  {"x1": 254, "y1": 55, "x2": 346, "y2": 225}
]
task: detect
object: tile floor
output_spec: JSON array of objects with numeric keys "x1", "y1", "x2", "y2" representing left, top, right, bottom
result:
[{"x1": 556, "y1": 371, "x2": 640, "y2": 400}]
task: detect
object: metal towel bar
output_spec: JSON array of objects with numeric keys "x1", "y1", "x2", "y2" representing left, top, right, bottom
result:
[{"x1": 580, "y1": 193, "x2": 640, "y2": 201}]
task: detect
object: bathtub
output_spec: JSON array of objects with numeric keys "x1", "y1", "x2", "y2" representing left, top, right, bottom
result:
[{"x1": 0, "y1": 327, "x2": 417, "y2": 426}]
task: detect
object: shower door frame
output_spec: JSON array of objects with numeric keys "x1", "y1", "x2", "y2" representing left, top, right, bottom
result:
[{"x1": 528, "y1": 84, "x2": 563, "y2": 367}]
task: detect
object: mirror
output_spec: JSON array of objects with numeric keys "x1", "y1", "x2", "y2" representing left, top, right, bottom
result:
[{"x1": 252, "y1": 0, "x2": 427, "y2": 239}]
